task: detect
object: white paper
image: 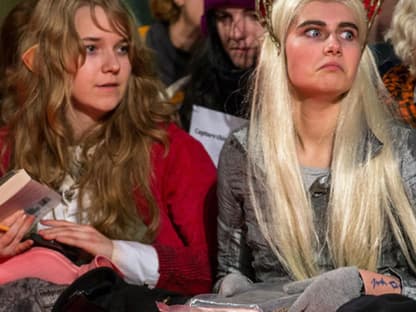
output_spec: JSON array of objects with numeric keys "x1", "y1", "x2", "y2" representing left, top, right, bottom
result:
[{"x1": 189, "y1": 105, "x2": 247, "y2": 166}]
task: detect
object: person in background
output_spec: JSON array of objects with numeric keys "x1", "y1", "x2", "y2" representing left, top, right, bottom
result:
[
  {"x1": 383, "y1": 0, "x2": 416, "y2": 127},
  {"x1": 216, "y1": 0, "x2": 416, "y2": 310},
  {"x1": 141, "y1": 0, "x2": 204, "y2": 104},
  {"x1": 180, "y1": 0, "x2": 264, "y2": 166},
  {"x1": 0, "y1": 0, "x2": 217, "y2": 296},
  {"x1": 366, "y1": 0, "x2": 401, "y2": 77},
  {"x1": 0, "y1": 0, "x2": 38, "y2": 123}
]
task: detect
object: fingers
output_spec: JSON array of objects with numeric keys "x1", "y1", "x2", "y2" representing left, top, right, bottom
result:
[
  {"x1": 0, "y1": 212, "x2": 35, "y2": 257},
  {"x1": 38, "y1": 223, "x2": 113, "y2": 258},
  {"x1": 40, "y1": 219, "x2": 76, "y2": 227},
  {"x1": 218, "y1": 273, "x2": 253, "y2": 297}
]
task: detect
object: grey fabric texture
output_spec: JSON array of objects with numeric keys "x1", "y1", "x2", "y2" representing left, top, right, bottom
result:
[
  {"x1": 288, "y1": 267, "x2": 361, "y2": 312},
  {"x1": 218, "y1": 272, "x2": 253, "y2": 297},
  {"x1": 0, "y1": 278, "x2": 67, "y2": 312},
  {"x1": 216, "y1": 123, "x2": 416, "y2": 302}
]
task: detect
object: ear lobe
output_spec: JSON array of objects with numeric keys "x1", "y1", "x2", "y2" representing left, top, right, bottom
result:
[{"x1": 21, "y1": 44, "x2": 38, "y2": 72}]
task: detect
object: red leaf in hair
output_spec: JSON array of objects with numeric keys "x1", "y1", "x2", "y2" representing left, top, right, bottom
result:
[{"x1": 363, "y1": 0, "x2": 382, "y2": 21}]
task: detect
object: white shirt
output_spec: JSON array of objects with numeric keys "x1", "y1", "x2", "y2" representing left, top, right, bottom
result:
[{"x1": 38, "y1": 170, "x2": 160, "y2": 287}]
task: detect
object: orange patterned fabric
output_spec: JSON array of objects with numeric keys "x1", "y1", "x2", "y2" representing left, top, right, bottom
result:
[{"x1": 383, "y1": 65, "x2": 416, "y2": 127}]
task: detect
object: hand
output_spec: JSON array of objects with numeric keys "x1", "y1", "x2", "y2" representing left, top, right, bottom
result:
[
  {"x1": 218, "y1": 272, "x2": 253, "y2": 297},
  {"x1": 0, "y1": 210, "x2": 35, "y2": 258},
  {"x1": 288, "y1": 267, "x2": 362, "y2": 312},
  {"x1": 359, "y1": 269, "x2": 401, "y2": 295},
  {"x1": 38, "y1": 220, "x2": 113, "y2": 259}
]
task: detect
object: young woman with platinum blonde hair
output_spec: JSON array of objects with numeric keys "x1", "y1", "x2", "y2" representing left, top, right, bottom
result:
[
  {"x1": 383, "y1": 0, "x2": 416, "y2": 126},
  {"x1": 216, "y1": 0, "x2": 416, "y2": 310}
]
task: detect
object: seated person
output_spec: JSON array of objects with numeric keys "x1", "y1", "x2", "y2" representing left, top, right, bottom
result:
[
  {"x1": 0, "y1": 0, "x2": 38, "y2": 124},
  {"x1": 141, "y1": 0, "x2": 204, "y2": 104},
  {"x1": 180, "y1": 0, "x2": 264, "y2": 166},
  {"x1": 0, "y1": 0, "x2": 217, "y2": 297},
  {"x1": 216, "y1": 0, "x2": 416, "y2": 311},
  {"x1": 383, "y1": 0, "x2": 416, "y2": 127}
]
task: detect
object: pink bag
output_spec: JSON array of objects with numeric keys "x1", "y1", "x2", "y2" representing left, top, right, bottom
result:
[{"x1": 0, "y1": 247, "x2": 122, "y2": 285}]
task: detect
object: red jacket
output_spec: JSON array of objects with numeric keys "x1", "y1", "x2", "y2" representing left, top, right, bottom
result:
[
  {"x1": 0, "y1": 123, "x2": 218, "y2": 295},
  {"x1": 145, "y1": 124, "x2": 217, "y2": 294}
]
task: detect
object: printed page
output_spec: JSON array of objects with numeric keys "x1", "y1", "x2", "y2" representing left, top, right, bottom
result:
[{"x1": 189, "y1": 105, "x2": 247, "y2": 166}]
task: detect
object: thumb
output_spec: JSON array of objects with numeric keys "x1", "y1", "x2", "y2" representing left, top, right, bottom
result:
[{"x1": 218, "y1": 272, "x2": 252, "y2": 297}]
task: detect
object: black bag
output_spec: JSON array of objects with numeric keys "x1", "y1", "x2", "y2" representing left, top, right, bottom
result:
[{"x1": 52, "y1": 267, "x2": 190, "y2": 312}]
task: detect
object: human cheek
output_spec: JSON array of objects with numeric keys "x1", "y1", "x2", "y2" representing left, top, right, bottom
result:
[{"x1": 344, "y1": 48, "x2": 361, "y2": 78}]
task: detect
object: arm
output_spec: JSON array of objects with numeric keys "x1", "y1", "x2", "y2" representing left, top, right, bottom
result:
[
  {"x1": 389, "y1": 127, "x2": 416, "y2": 299},
  {"x1": 215, "y1": 135, "x2": 254, "y2": 291},
  {"x1": 151, "y1": 125, "x2": 217, "y2": 295}
]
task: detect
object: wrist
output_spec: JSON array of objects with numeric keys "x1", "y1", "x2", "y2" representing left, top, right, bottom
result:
[{"x1": 359, "y1": 269, "x2": 401, "y2": 296}]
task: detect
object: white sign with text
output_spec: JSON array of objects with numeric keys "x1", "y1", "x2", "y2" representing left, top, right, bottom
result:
[{"x1": 189, "y1": 105, "x2": 247, "y2": 167}]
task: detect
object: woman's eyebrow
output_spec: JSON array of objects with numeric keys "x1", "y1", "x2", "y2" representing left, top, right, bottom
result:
[
  {"x1": 338, "y1": 22, "x2": 359, "y2": 31},
  {"x1": 297, "y1": 20, "x2": 326, "y2": 28},
  {"x1": 296, "y1": 20, "x2": 359, "y2": 32},
  {"x1": 81, "y1": 37, "x2": 101, "y2": 42},
  {"x1": 81, "y1": 37, "x2": 128, "y2": 45}
]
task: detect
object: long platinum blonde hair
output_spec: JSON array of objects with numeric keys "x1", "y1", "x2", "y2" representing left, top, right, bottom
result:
[{"x1": 248, "y1": 0, "x2": 416, "y2": 280}]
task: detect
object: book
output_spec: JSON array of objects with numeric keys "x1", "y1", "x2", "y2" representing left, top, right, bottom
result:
[{"x1": 0, "y1": 169, "x2": 61, "y2": 223}]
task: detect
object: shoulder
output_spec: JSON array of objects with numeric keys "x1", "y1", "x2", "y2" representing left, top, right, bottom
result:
[
  {"x1": 0, "y1": 127, "x2": 11, "y2": 172},
  {"x1": 218, "y1": 125, "x2": 248, "y2": 174},
  {"x1": 390, "y1": 124, "x2": 416, "y2": 176},
  {"x1": 391, "y1": 123, "x2": 416, "y2": 147},
  {"x1": 223, "y1": 125, "x2": 249, "y2": 155},
  {"x1": 145, "y1": 22, "x2": 169, "y2": 47},
  {"x1": 0, "y1": 127, "x2": 9, "y2": 142},
  {"x1": 153, "y1": 123, "x2": 215, "y2": 168}
]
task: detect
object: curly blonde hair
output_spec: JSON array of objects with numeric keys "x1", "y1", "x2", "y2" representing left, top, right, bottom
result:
[
  {"x1": 1, "y1": 0, "x2": 177, "y2": 243},
  {"x1": 385, "y1": 0, "x2": 416, "y2": 74}
]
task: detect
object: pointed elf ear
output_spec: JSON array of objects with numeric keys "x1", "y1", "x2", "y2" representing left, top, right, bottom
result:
[{"x1": 21, "y1": 44, "x2": 38, "y2": 72}]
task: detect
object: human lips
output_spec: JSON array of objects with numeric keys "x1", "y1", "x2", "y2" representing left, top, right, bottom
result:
[
  {"x1": 230, "y1": 46, "x2": 249, "y2": 52},
  {"x1": 97, "y1": 82, "x2": 119, "y2": 88},
  {"x1": 319, "y1": 62, "x2": 343, "y2": 71}
]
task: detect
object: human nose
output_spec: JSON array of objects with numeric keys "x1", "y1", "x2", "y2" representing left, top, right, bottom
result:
[
  {"x1": 323, "y1": 34, "x2": 342, "y2": 56},
  {"x1": 102, "y1": 50, "x2": 120, "y2": 73},
  {"x1": 229, "y1": 17, "x2": 245, "y2": 40}
]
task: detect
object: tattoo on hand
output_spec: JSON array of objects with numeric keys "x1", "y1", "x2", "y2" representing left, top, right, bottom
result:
[{"x1": 371, "y1": 278, "x2": 400, "y2": 289}]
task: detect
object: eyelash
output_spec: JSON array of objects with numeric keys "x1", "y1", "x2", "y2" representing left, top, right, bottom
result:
[
  {"x1": 84, "y1": 44, "x2": 129, "y2": 55},
  {"x1": 304, "y1": 28, "x2": 356, "y2": 41},
  {"x1": 85, "y1": 45, "x2": 96, "y2": 54},
  {"x1": 117, "y1": 44, "x2": 129, "y2": 55}
]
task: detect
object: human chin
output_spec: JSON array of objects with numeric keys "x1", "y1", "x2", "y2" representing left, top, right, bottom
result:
[{"x1": 230, "y1": 52, "x2": 255, "y2": 69}]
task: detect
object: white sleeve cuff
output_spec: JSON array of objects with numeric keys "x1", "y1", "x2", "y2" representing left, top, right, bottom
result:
[{"x1": 111, "y1": 240, "x2": 160, "y2": 287}]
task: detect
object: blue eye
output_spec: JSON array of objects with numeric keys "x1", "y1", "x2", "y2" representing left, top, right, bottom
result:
[
  {"x1": 340, "y1": 30, "x2": 355, "y2": 41},
  {"x1": 305, "y1": 29, "x2": 321, "y2": 38},
  {"x1": 85, "y1": 45, "x2": 96, "y2": 54}
]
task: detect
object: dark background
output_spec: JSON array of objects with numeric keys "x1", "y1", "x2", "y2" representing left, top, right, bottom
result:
[{"x1": 0, "y1": 0, "x2": 154, "y2": 26}]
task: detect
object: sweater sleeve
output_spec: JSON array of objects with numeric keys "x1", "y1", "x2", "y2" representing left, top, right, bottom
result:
[
  {"x1": 216, "y1": 133, "x2": 254, "y2": 290},
  {"x1": 152, "y1": 125, "x2": 218, "y2": 295}
]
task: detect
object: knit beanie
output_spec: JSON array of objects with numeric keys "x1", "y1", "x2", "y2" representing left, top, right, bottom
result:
[{"x1": 201, "y1": 0, "x2": 255, "y2": 35}]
